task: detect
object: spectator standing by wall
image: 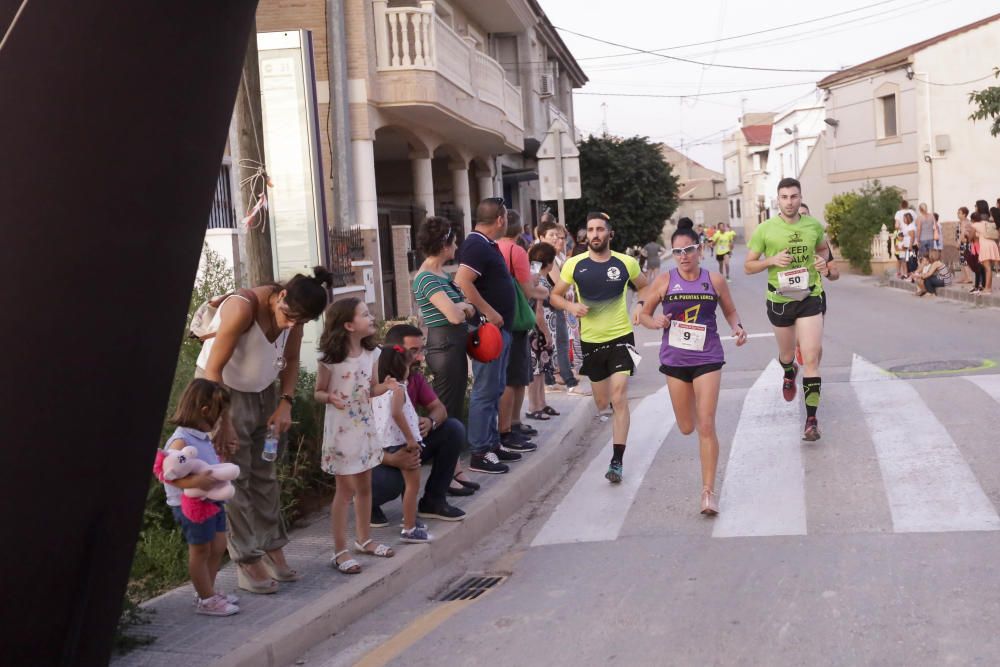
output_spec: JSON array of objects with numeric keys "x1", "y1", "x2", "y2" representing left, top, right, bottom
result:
[
  {"x1": 411, "y1": 216, "x2": 475, "y2": 423},
  {"x1": 454, "y1": 198, "x2": 520, "y2": 475}
]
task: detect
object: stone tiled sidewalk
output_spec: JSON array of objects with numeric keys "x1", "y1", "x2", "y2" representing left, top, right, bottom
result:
[
  {"x1": 886, "y1": 276, "x2": 1000, "y2": 307},
  {"x1": 114, "y1": 389, "x2": 596, "y2": 667}
]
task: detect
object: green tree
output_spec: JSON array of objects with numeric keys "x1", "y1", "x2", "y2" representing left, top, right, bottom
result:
[
  {"x1": 969, "y1": 68, "x2": 1000, "y2": 136},
  {"x1": 822, "y1": 191, "x2": 860, "y2": 247},
  {"x1": 555, "y1": 135, "x2": 678, "y2": 249},
  {"x1": 825, "y1": 180, "x2": 900, "y2": 274}
]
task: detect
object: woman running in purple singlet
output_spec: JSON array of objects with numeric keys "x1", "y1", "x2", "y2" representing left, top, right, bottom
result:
[{"x1": 638, "y1": 222, "x2": 747, "y2": 515}]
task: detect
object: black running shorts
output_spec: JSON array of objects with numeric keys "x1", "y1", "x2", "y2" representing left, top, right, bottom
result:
[
  {"x1": 580, "y1": 332, "x2": 635, "y2": 383},
  {"x1": 659, "y1": 362, "x2": 725, "y2": 383},
  {"x1": 766, "y1": 294, "x2": 826, "y2": 328}
]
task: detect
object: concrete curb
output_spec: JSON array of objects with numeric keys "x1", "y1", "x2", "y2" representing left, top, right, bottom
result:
[
  {"x1": 212, "y1": 396, "x2": 597, "y2": 667},
  {"x1": 885, "y1": 277, "x2": 1000, "y2": 307}
]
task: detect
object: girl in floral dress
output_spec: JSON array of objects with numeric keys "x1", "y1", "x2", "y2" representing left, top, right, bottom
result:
[{"x1": 314, "y1": 298, "x2": 399, "y2": 574}]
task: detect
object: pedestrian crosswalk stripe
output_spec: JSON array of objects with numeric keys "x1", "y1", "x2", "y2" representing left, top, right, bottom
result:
[
  {"x1": 850, "y1": 354, "x2": 1000, "y2": 533},
  {"x1": 712, "y1": 360, "x2": 808, "y2": 538},
  {"x1": 965, "y1": 374, "x2": 1000, "y2": 406},
  {"x1": 531, "y1": 384, "x2": 674, "y2": 547}
]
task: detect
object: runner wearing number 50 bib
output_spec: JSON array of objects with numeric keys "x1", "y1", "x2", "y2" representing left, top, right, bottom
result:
[
  {"x1": 744, "y1": 177, "x2": 838, "y2": 442},
  {"x1": 638, "y1": 221, "x2": 747, "y2": 516}
]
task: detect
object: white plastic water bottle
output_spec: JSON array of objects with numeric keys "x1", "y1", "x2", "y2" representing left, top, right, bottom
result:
[{"x1": 262, "y1": 425, "x2": 278, "y2": 462}]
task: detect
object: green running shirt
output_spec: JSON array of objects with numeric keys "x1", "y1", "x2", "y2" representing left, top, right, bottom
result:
[
  {"x1": 560, "y1": 251, "x2": 641, "y2": 343},
  {"x1": 748, "y1": 215, "x2": 826, "y2": 304}
]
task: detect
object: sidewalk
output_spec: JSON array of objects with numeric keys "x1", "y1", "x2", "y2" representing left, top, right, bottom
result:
[
  {"x1": 115, "y1": 390, "x2": 597, "y2": 667},
  {"x1": 885, "y1": 276, "x2": 1000, "y2": 308}
]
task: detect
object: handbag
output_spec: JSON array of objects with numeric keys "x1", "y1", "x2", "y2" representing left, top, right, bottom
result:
[
  {"x1": 507, "y1": 252, "x2": 537, "y2": 332},
  {"x1": 983, "y1": 222, "x2": 1000, "y2": 242}
]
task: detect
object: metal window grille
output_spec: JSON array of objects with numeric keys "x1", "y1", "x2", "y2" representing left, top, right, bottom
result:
[{"x1": 207, "y1": 163, "x2": 237, "y2": 230}]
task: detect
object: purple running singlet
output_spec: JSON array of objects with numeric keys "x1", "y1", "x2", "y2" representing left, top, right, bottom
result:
[{"x1": 658, "y1": 268, "x2": 725, "y2": 368}]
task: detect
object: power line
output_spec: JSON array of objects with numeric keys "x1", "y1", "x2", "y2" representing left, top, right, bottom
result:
[
  {"x1": 555, "y1": 25, "x2": 849, "y2": 74},
  {"x1": 575, "y1": 0, "x2": 907, "y2": 62},
  {"x1": 575, "y1": 81, "x2": 816, "y2": 99},
  {"x1": 581, "y1": 0, "x2": 943, "y2": 74}
]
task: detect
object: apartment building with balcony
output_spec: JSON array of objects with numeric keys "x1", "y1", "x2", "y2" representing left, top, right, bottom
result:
[{"x1": 252, "y1": 0, "x2": 586, "y2": 321}]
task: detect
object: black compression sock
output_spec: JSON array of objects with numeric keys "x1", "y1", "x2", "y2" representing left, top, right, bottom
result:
[
  {"x1": 803, "y1": 377, "x2": 821, "y2": 418},
  {"x1": 611, "y1": 444, "x2": 626, "y2": 464},
  {"x1": 780, "y1": 358, "x2": 796, "y2": 379}
]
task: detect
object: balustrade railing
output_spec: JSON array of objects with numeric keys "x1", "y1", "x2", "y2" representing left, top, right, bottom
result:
[
  {"x1": 371, "y1": 1, "x2": 523, "y2": 129},
  {"x1": 870, "y1": 224, "x2": 892, "y2": 261}
]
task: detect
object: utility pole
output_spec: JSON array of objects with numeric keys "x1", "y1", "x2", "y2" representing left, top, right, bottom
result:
[
  {"x1": 601, "y1": 102, "x2": 608, "y2": 137},
  {"x1": 235, "y1": 21, "x2": 274, "y2": 286},
  {"x1": 554, "y1": 125, "x2": 566, "y2": 226}
]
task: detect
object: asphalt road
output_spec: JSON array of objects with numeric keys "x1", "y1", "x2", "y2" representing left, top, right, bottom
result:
[{"x1": 297, "y1": 249, "x2": 1000, "y2": 667}]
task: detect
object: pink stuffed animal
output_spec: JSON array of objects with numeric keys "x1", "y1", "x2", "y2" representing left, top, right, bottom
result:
[{"x1": 161, "y1": 446, "x2": 240, "y2": 501}]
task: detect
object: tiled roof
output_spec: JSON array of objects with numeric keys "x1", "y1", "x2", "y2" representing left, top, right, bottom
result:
[
  {"x1": 817, "y1": 12, "x2": 1000, "y2": 88},
  {"x1": 741, "y1": 124, "x2": 772, "y2": 146}
]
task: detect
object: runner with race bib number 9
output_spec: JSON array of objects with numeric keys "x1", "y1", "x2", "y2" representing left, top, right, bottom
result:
[
  {"x1": 639, "y1": 220, "x2": 747, "y2": 515},
  {"x1": 744, "y1": 177, "x2": 838, "y2": 442}
]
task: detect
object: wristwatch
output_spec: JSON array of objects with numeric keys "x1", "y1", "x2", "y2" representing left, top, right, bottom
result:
[
  {"x1": 279, "y1": 393, "x2": 295, "y2": 406},
  {"x1": 429, "y1": 417, "x2": 438, "y2": 430}
]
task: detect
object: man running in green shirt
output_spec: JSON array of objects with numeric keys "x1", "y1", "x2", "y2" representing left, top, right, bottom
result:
[
  {"x1": 711, "y1": 222, "x2": 736, "y2": 281},
  {"x1": 744, "y1": 178, "x2": 838, "y2": 441}
]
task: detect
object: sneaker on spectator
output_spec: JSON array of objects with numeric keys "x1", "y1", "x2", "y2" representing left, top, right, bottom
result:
[
  {"x1": 512, "y1": 422, "x2": 538, "y2": 437},
  {"x1": 417, "y1": 501, "x2": 466, "y2": 521},
  {"x1": 398, "y1": 518, "x2": 428, "y2": 529},
  {"x1": 371, "y1": 506, "x2": 389, "y2": 528},
  {"x1": 400, "y1": 525, "x2": 434, "y2": 543},
  {"x1": 469, "y1": 451, "x2": 509, "y2": 474},
  {"x1": 500, "y1": 432, "x2": 537, "y2": 453},
  {"x1": 494, "y1": 445, "x2": 523, "y2": 462},
  {"x1": 196, "y1": 594, "x2": 240, "y2": 617},
  {"x1": 192, "y1": 591, "x2": 239, "y2": 606},
  {"x1": 567, "y1": 384, "x2": 592, "y2": 397},
  {"x1": 544, "y1": 383, "x2": 565, "y2": 393}
]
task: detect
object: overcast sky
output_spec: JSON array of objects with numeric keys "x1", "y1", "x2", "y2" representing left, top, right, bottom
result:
[{"x1": 540, "y1": 0, "x2": 999, "y2": 172}]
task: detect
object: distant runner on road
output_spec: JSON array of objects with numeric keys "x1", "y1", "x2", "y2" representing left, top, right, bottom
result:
[
  {"x1": 744, "y1": 178, "x2": 838, "y2": 442},
  {"x1": 550, "y1": 211, "x2": 649, "y2": 484}
]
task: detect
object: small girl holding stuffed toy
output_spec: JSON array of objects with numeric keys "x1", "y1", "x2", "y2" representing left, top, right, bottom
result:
[
  {"x1": 371, "y1": 344, "x2": 433, "y2": 544},
  {"x1": 155, "y1": 378, "x2": 240, "y2": 616},
  {"x1": 315, "y1": 298, "x2": 399, "y2": 574}
]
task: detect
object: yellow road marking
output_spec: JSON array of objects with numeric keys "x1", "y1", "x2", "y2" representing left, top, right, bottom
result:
[
  {"x1": 355, "y1": 551, "x2": 526, "y2": 666},
  {"x1": 888, "y1": 359, "x2": 996, "y2": 378}
]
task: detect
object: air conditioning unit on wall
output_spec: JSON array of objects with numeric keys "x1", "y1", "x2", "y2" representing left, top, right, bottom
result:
[{"x1": 540, "y1": 73, "x2": 555, "y2": 97}]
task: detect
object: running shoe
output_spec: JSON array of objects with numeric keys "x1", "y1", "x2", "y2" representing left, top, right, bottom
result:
[
  {"x1": 605, "y1": 461, "x2": 623, "y2": 484},
  {"x1": 782, "y1": 363, "x2": 798, "y2": 402},
  {"x1": 469, "y1": 452, "x2": 509, "y2": 474},
  {"x1": 803, "y1": 416, "x2": 821, "y2": 442}
]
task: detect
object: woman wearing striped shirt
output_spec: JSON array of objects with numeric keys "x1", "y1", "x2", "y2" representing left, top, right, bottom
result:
[{"x1": 413, "y1": 216, "x2": 476, "y2": 421}]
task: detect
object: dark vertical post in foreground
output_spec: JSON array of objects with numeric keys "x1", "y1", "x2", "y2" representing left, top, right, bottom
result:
[{"x1": 0, "y1": 1, "x2": 258, "y2": 663}]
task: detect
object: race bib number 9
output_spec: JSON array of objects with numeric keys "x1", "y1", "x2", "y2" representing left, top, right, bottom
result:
[
  {"x1": 668, "y1": 321, "x2": 707, "y2": 352},
  {"x1": 777, "y1": 267, "x2": 809, "y2": 293}
]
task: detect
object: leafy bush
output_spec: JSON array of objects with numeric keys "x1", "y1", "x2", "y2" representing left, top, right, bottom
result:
[
  {"x1": 823, "y1": 180, "x2": 900, "y2": 273},
  {"x1": 822, "y1": 191, "x2": 859, "y2": 247}
]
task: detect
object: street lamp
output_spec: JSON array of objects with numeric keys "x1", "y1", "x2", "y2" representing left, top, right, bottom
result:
[{"x1": 784, "y1": 124, "x2": 800, "y2": 177}]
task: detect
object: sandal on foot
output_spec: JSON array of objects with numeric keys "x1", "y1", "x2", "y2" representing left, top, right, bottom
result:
[
  {"x1": 262, "y1": 553, "x2": 302, "y2": 582},
  {"x1": 331, "y1": 549, "x2": 361, "y2": 574},
  {"x1": 453, "y1": 474, "x2": 480, "y2": 491},
  {"x1": 541, "y1": 406, "x2": 560, "y2": 416},
  {"x1": 354, "y1": 538, "x2": 394, "y2": 558},
  {"x1": 525, "y1": 410, "x2": 551, "y2": 421},
  {"x1": 236, "y1": 563, "x2": 279, "y2": 594}
]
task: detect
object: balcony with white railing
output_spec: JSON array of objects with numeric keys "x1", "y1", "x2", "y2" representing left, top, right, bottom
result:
[{"x1": 371, "y1": 1, "x2": 524, "y2": 145}]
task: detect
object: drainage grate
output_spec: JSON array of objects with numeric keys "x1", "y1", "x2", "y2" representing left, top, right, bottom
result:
[{"x1": 437, "y1": 574, "x2": 507, "y2": 602}]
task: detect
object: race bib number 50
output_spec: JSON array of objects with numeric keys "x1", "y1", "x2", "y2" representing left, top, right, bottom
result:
[
  {"x1": 668, "y1": 321, "x2": 707, "y2": 351},
  {"x1": 777, "y1": 267, "x2": 809, "y2": 293}
]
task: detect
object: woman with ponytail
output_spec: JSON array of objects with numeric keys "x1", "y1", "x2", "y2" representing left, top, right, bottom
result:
[{"x1": 197, "y1": 266, "x2": 333, "y2": 593}]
